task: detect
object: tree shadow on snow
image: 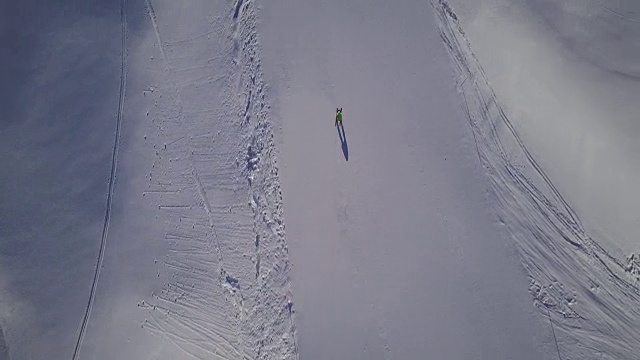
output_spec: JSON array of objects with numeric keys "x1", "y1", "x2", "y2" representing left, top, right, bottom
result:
[{"x1": 336, "y1": 121, "x2": 349, "y2": 161}]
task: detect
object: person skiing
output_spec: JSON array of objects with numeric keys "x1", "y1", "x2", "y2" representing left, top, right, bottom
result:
[{"x1": 335, "y1": 108, "x2": 343, "y2": 126}]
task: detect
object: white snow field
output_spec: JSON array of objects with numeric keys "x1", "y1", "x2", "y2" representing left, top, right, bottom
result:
[{"x1": 1, "y1": 0, "x2": 638, "y2": 359}]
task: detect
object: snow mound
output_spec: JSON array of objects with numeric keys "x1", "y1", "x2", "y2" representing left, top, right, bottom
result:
[{"x1": 133, "y1": 0, "x2": 297, "y2": 358}]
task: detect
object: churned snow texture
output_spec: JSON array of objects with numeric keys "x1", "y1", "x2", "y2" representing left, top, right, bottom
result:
[
  {"x1": 433, "y1": 2, "x2": 640, "y2": 358},
  {"x1": 138, "y1": 0, "x2": 296, "y2": 358}
]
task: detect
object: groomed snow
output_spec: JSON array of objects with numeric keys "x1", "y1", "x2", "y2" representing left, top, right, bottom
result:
[{"x1": 259, "y1": 0, "x2": 556, "y2": 358}]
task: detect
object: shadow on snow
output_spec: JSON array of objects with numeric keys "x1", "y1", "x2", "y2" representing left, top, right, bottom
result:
[{"x1": 336, "y1": 121, "x2": 348, "y2": 161}]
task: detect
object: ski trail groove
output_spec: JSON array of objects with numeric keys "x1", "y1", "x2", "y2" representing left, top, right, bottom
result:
[
  {"x1": 547, "y1": 307, "x2": 563, "y2": 360},
  {"x1": 72, "y1": 0, "x2": 127, "y2": 358}
]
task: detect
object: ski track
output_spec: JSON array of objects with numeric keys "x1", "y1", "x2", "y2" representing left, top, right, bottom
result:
[
  {"x1": 72, "y1": 0, "x2": 128, "y2": 358},
  {"x1": 141, "y1": 0, "x2": 297, "y2": 359},
  {"x1": 433, "y1": 1, "x2": 640, "y2": 358}
]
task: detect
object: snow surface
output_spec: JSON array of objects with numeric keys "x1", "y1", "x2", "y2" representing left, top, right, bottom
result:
[
  {"x1": 448, "y1": 0, "x2": 640, "y2": 254},
  {"x1": 259, "y1": 0, "x2": 557, "y2": 359},
  {"x1": 0, "y1": 0, "x2": 638, "y2": 359},
  {"x1": 435, "y1": 0, "x2": 640, "y2": 358}
]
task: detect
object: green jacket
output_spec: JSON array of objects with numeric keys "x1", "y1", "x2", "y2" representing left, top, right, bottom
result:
[{"x1": 336, "y1": 112, "x2": 342, "y2": 122}]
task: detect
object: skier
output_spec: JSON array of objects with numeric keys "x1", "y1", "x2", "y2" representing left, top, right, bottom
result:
[{"x1": 335, "y1": 108, "x2": 343, "y2": 126}]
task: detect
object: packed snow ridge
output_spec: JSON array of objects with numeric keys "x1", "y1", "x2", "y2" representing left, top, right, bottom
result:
[{"x1": 125, "y1": 0, "x2": 297, "y2": 358}]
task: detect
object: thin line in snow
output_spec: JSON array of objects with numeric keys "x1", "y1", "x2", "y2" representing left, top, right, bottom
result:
[{"x1": 72, "y1": 0, "x2": 127, "y2": 358}]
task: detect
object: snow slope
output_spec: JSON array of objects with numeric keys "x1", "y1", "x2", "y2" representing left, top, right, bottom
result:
[
  {"x1": 259, "y1": 0, "x2": 557, "y2": 358},
  {"x1": 2, "y1": 0, "x2": 296, "y2": 359},
  {"x1": 0, "y1": 1, "x2": 124, "y2": 358},
  {"x1": 433, "y1": 1, "x2": 640, "y2": 358},
  {"x1": 78, "y1": 0, "x2": 296, "y2": 359},
  {"x1": 1, "y1": 0, "x2": 637, "y2": 358},
  {"x1": 448, "y1": 0, "x2": 640, "y2": 254}
]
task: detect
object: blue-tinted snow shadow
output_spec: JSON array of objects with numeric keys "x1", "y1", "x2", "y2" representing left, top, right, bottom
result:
[
  {"x1": 0, "y1": 326, "x2": 7, "y2": 360},
  {"x1": 336, "y1": 121, "x2": 349, "y2": 161},
  {"x1": 0, "y1": 0, "x2": 145, "y2": 357}
]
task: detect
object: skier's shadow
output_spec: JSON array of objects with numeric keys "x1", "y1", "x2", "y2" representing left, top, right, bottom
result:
[{"x1": 336, "y1": 121, "x2": 349, "y2": 161}]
